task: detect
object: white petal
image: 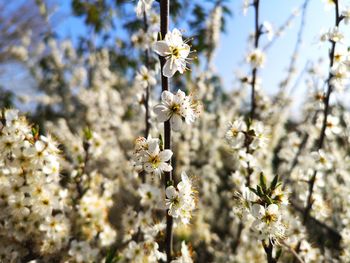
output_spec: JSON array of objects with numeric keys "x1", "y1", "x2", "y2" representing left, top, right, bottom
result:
[
  {"x1": 160, "y1": 162, "x2": 172, "y2": 172},
  {"x1": 35, "y1": 141, "x2": 45, "y2": 152},
  {"x1": 165, "y1": 186, "x2": 177, "y2": 199},
  {"x1": 266, "y1": 204, "x2": 279, "y2": 215},
  {"x1": 148, "y1": 140, "x2": 159, "y2": 153},
  {"x1": 181, "y1": 171, "x2": 189, "y2": 184},
  {"x1": 159, "y1": 149, "x2": 173, "y2": 161},
  {"x1": 153, "y1": 41, "x2": 169, "y2": 56},
  {"x1": 163, "y1": 59, "x2": 177, "y2": 78},
  {"x1": 179, "y1": 44, "x2": 190, "y2": 58},
  {"x1": 170, "y1": 114, "x2": 183, "y2": 131},
  {"x1": 161, "y1": 90, "x2": 174, "y2": 105},
  {"x1": 251, "y1": 204, "x2": 265, "y2": 219},
  {"x1": 154, "y1": 105, "x2": 170, "y2": 122}
]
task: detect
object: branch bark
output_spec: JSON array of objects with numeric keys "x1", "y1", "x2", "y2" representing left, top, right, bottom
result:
[{"x1": 159, "y1": 1, "x2": 173, "y2": 261}]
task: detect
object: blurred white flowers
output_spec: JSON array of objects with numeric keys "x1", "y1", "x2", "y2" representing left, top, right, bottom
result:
[
  {"x1": 135, "y1": 65, "x2": 157, "y2": 89},
  {"x1": 135, "y1": 0, "x2": 154, "y2": 18},
  {"x1": 246, "y1": 49, "x2": 266, "y2": 68}
]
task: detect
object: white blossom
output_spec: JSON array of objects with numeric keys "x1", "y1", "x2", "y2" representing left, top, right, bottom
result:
[{"x1": 153, "y1": 29, "x2": 192, "y2": 77}]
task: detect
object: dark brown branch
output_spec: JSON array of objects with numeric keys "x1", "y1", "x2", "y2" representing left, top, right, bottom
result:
[
  {"x1": 303, "y1": 0, "x2": 341, "y2": 224},
  {"x1": 250, "y1": 0, "x2": 261, "y2": 120},
  {"x1": 159, "y1": 0, "x2": 173, "y2": 261}
]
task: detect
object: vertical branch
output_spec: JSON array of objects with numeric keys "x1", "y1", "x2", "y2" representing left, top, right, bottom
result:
[
  {"x1": 140, "y1": 12, "x2": 151, "y2": 184},
  {"x1": 303, "y1": 0, "x2": 341, "y2": 224},
  {"x1": 263, "y1": 240, "x2": 277, "y2": 263},
  {"x1": 250, "y1": 0, "x2": 261, "y2": 120},
  {"x1": 159, "y1": 0, "x2": 173, "y2": 261},
  {"x1": 234, "y1": 0, "x2": 262, "y2": 253},
  {"x1": 143, "y1": 11, "x2": 151, "y2": 139}
]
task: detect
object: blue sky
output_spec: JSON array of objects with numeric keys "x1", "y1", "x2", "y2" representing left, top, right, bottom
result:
[
  {"x1": 3, "y1": 0, "x2": 350, "y2": 112},
  {"x1": 55, "y1": 0, "x2": 345, "y2": 94}
]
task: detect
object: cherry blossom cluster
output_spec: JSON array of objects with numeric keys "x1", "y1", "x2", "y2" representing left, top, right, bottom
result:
[{"x1": 0, "y1": 109, "x2": 67, "y2": 260}]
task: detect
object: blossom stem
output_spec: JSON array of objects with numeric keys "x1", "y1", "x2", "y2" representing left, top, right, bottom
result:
[
  {"x1": 279, "y1": 0, "x2": 310, "y2": 93},
  {"x1": 159, "y1": 0, "x2": 173, "y2": 261},
  {"x1": 263, "y1": 240, "x2": 277, "y2": 263},
  {"x1": 303, "y1": 0, "x2": 340, "y2": 224},
  {"x1": 143, "y1": 11, "x2": 151, "y2": 140},
  {"x1": 141, "y1": 11, "x2": 150, "y2": 184},
  {"x1": 250, "y1": 0, "x2": 261, "y2": 120}
]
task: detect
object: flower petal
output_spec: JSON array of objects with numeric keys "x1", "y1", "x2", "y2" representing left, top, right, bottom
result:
[
  {"x1": 159, "y1": 162, "x2": 172, "y2": 172},
  {"x1": 154, "y1": 104, "x2": 170, "y2": 122},
  {"x1": 170, "y1": 114, "x2": 183, "y2": 131},
  {"x1": 251, "y1": 204, "x2": 265, "y2": 219},
  {"x1": 163, "y1": 59, "x2": 177, "y2": 78},
  {"x1": 159, "y1": 149, "x2": 173, "y2": 161},
  {"x1": 153, "y1": 41, "x2": 169, "y2": 56},
  {"x1": 165, "y1": 186, "x2": 177, "y2": 199}
]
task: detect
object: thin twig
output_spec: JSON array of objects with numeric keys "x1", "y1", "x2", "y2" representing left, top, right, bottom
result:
[{"x1": 281, "y1": 240, "x2": 305, "y2": 263}]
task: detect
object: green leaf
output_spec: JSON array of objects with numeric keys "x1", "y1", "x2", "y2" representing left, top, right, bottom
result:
[
  {"x1": 83, "y1": 127, "x2": 93, "y2": 140},
  {"x1": 259, "y1": 172, "x2": 267, "y2": 192},
  {"x1": 265, "y1": 195, "x2": 274, "y2": 205},
  {"x1": 276, "y1": 248, "x2": 283, "y2": 260},
  {"x1": 257, "y1": 185, "x2": 263, "y2": 196},
  {"x1": 249, "y1": 187, "x2": 259, "y2": 196},
  {"x1": 105, "y1": 247, "x2": 118, "y2": 263},
  {"x1": 270, "y1": 174, "x2": 279, "y2": 190}
]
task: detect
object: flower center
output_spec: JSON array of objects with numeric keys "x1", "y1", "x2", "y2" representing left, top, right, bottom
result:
[
  {"x1": 231, "y1": 128, "x2": 239, "y2": 137},
  {"x1": 149, "y1": 155, "x2": 161, "y2": 168},
  {"x1": 262, "y1": 213, "x2": 277, "y2": 224},
  {"x1": 170, "y1": 103, "x2": 181, "y2": 114},
  {"x1": 170, "y1": 46, "x2": 181, "y2": 58}
]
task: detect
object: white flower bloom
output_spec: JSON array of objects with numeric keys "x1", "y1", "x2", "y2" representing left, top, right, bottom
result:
[
  {"x1": 250, "y1": 121, "x2": 269, "y2": 150},
  {"x1": 165, "y1": 171, "x2": 196, "y2": 224},
  {"x1": 328, "y1": 27, "x2": 344, "y2": 42},
  {"x1": 135, "y1": 65, "x2": 157, "y2": 89},
  {"x1": 153, "y1": 28, "x2": 191, "y2": 77},
  {"x1": 143, "y1": 139, "x2": 173, "y2": 176},
  {"x1": 325, "y1": 115, "x2": 342, "y2": 136},
  {"x1": 225, "y1": 119, "x2": 246, "y2": 149},
  {"x1": 68, "y1": 240, "x2": 99, "y2": 262},
  {"x1": 124, "y1": 241, "x2": 166, "y2": 262},
  {"x1": 236, "y1": 150, "x2": 256, "y2": 169},
  {"x1": 251, "y1": 203, "x2": 285, "y2": 241},
  {"x1": 330, "y1": 64, "x2": 349, "y2": 90},
  {"x1": 262, "y1": 21, "x2": 274, "y2": 41},
  {"x1": 4, "y1": 109, "x2": 19, "y2": 123},
  {"x1": 154, "y1": 90, "x2": 200, "y2": 131},
  {"x1": 342, "y1": 8, "x2": 350, "y2": 24},
  {"x1": 246, "y1": 49, "x2": 266, "y2": 68},
  {"x1": 242, "y1": 0, "x2": 250, "y2": 15},
  {"x1": 135, "y1": 0, "x2": 154, "y2": 18},
  {"x1": 133, "y1": 136, "x2": 172, "y2": 176},
  {"x1": 138, "y1": 183, "x2": 162, "y2": 207},
  {"x1": 171, "y1": 241, "x2": 193, "y2": 263},
  {"x1": 311, "y1": 150, "x2": 333, "y2": 171}
]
